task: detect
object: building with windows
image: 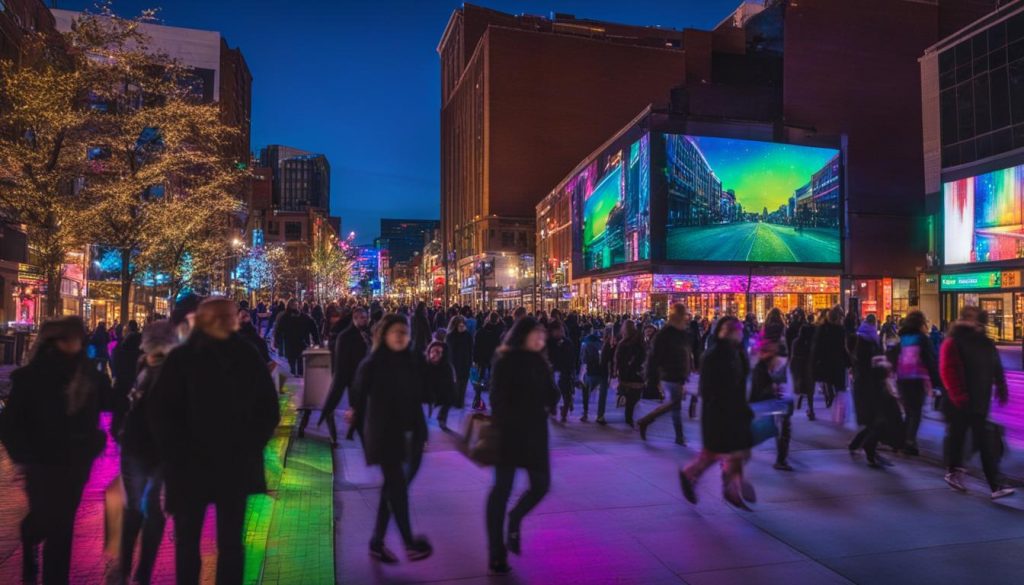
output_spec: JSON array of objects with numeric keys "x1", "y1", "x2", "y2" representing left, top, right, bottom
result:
[
  {"x1": 378, "y1": 218, "x2": 440, "y2": 267},
  {"x1": 922, "y1": 0, "x2": 1024, "y2": 341},
  {"x1": 257, "y1": 145, "x2": 330, "y2": 212}
]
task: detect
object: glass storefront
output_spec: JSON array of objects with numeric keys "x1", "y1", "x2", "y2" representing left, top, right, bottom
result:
[{"x1": 940, "y1": 270, "x2": 1024, "y2": 342}]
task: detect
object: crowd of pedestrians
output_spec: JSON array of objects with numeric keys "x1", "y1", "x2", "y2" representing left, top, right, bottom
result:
[{"x1": 0, "y1": 292, "x2": 1017, "y2": 582}]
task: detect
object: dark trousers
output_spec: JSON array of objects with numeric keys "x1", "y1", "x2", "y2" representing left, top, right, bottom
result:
[
  {"x1": 173, "y1": 497, "x2": 247, "y2": 585},
  {"x1": 945, "y1": 408, "x2": 1001, "y2": 490},
  {"x1": 486, "y1": 466, "x2": 550, "y2": 563},
  {"x1": 287, "y1": 355, "x2": 304, "y2": 377},
  {"x1": 775, "y1": 414, "x2": 792, "y2": 464},
  {"x1": 620, "y1": 385, "x2": 642, "y2": 426},
  {"x1": 373, "y1": 441, "x2": 424, "y2": 545},
  {"x1": 583, "y1": 375, "x2": 609, "y2": 417},
  {"x1": 121, "y1": 456, "x2": 165, "y2": 585},
  {"x1": 556, "y1": 372, "x2": 575, "y2": 417},
  {"x1": 850, "y1": 422, "x2": 881, "y2": 458},
  {"x1": 21, "y1": 463, "x2": 92, "y2": 585},
  {"x1": 898, "y1": 379, "x2": 927, "y2": 448}
]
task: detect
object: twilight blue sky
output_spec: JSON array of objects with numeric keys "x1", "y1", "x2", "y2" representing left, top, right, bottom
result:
[{"x1": 60, "y1": 0, "x2": 739, "y2": 243}]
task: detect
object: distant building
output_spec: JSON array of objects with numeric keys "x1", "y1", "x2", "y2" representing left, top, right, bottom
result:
[
  {"x1": 378, "y1": 219, "x2": 440, "y2": 268},
  {"x1": 258, "y1": 145, "x2": 330, "y2": 212}
]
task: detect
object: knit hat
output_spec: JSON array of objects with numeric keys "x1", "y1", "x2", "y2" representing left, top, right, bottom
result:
[{"x1": 142, "y1": 319, "x2": 179, "y2": 355}]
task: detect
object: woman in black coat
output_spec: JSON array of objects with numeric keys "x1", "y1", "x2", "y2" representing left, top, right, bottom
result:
[
  {"x1": 679, "y1": 316, "x2": 755, "y2": 511},
  {"x1": 349, "y1": 314, "x2": 433, "y2": 564},
  {"x1": 811, "y1": 306, "x2": 850, "y2": 410},
  {"x1": 486, "y1": 317, "x2": 560, "y2": 575},
  {"x1": 790, "y1": 320, "x2": 816, "y2": 419},
  {"x1": 614, "y1": 320, "x2": 646, "y2": 428},
  {"x1": 848, "y1": 315, "x2": 900, "y2": 467},
  {"x1": 0, "y1": 316, "x2": 109, "y2": 584},
  {"x1": 427, "y1": 341, "x2": 459, "y2": 430},
  {"x1": 411, "y1": 302, "x2": 433, "y2": 356},
  {"x1": 446, "y1": 315, "x2": 475, "y2": 409}
]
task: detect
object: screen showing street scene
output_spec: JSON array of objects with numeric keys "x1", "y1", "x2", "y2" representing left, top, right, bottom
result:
[
  {"x1": 575, "y1": 133, "x2": 650, "y2": 272},
  {"x1": 663, "y1": 134, "x2": 841, "y2": 264},
  {"x1": 944, "y1": 163, "x2": 1024, "y2": 265}
]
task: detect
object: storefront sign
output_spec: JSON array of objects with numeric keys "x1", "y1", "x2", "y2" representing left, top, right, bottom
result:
[
  {"x1": 940, "y1": 271, "x2": 1002, "y2": 291},
  {"x1": 650, "y1": 274, "x2": 840, "y2": 294}
]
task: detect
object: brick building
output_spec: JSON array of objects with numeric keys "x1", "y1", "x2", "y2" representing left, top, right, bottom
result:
[{"x1": 438, "y1": 4, "x2": 689, "y2": 307}]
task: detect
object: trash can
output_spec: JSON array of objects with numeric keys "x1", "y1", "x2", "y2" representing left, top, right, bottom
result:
[{"x1": 301, "y1": 347, "x2": 332, "y2": 410}]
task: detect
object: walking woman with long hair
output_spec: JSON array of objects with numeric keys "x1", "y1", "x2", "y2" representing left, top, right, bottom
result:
[
  {"x1": 349, "y1": 314, "x2": 433, "y2": 563},
  {"x1": 614, "y1": 319, "x2": 647, "y2": 428},
  {"x1": 486, "y1": 317, "x2": 560, "y2": 575}
]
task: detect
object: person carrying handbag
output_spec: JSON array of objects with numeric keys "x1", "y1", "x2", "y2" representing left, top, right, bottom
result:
[
  {"x1": 886, "y1": 310, "x2": 941, "y2": 456},
  {"x1": 485, "y1": 317, "x2": 560, "y2": 576}
]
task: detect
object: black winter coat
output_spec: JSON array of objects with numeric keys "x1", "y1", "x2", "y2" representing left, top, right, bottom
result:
[
  {"x1": 446, "y1": 329, "x2": 474, "y2": 381},
  {"x1": 321, "y1": 325, "x2": 371, "y2": 414},
  {"x1": 699, "y1": 340, "x2": 753, "y2": 454},
  {"x1": 120, "y1": 358, "x2": 163, "y2": 468},
  {"x1": 614, "y1": 338, "x2": 646, "y2": 385},
  {"x1": 411, "y1": 314, "x2": 433, "y2": 355},
  {"x1": 274, "y1": 310, "x2": 320, "y2": 359},
  {"x1": 474, "y1": 322, "x2": 504, "y2": 366},
  {"x1": 149, "y1": 331, "x2": 280, "y2": 512},
  {"x1": 790, "y1": 324, "x2": 815, "y2": 396},
  {"x1": 645, "y1": 325, "x2": 693, "y2": 385},
  {"x1": 238, "y1": 322, "x2": 270, "y2": 365},
  {"x1": 547, "y1": 337, "x2": 578, "y2": 376},
  {"x1": 946, "y1": 322, "x2": 1006, "y2": 416},
  {"x1": 425, "y1": 359, "x2": 457, "y2": 407},
  {"x1": 112, "y1": 332, "x2": 142, "y2": 393},
  {"x1": 350, "y1": 348, "x2": 428, "y2": 466},
  {"x1": 1, "y1": 350, "x2": 108, "y2": 466},
  {"x1": 851, "y1": 334, "x2": 888, "y2": 427},
  {"x1": 811, "y1": 323, "x2": 850, "y2": 386},
  {"x1": 490, "y1": 349, "x2": 560, "y2": 470}
]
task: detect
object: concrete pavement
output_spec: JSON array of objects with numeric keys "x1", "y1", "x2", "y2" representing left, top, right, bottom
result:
[{"x1": 334, "y1": 389, "x2": 1024, "y2": 585}]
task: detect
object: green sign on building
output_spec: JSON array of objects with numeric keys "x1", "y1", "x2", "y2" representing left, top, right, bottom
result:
[{"x1": 940, "y1": 271, "x2": 1001, "y2": 291}]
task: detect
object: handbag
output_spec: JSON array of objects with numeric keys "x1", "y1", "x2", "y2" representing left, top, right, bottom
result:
[
  {"x1": 751, "y1": 415, "x2": 779, "y2": 446},
  {"x1": 461, "y1": 412, "x2": 500, "y2": 466}
]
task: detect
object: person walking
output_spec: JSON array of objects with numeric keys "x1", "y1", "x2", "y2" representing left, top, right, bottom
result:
[
  {"x1": 749, "y1": 336, "x2": 793, "y2": 471},
  {"x1": 118, "y1": 320, "x2": 178, "y2": 585},
  {"x1": 486, "y1": 317, "x2": 560, "y2": 575},
  {"x1": 473, "y1": 312, "x2": 504, "y2": 400},
  {"x1": 886, "y1": 309, "x2": 941, "y2": 456},
  {"x1": 579, "y1": 327, "x2": 610, "y2": 423},
  {"x1": 614, "y1": 320, "x2": 647, "y2": 428},
  {"x1": 110, "y1": 320, "x2": 143, "y2": 441},
  {"x1": 273, "y1": 299, "x2": 320, "y2": 376},
  {"x1": 411, "y1": 302, "x2": 433, "y2": 355},
  {"x1": 348, "y1": 314, "x2": 433, "y2": 563},
  {"x1": 425, "y1": 341, "x2": 458, "y2": 431},
  {"x1": 149, "y1": 298, "x2": 280, "y2": 585},
  {"x1": 547, "y1": 320, "x2": 579, "y2": 423},
  {"x1": 678, "y1": 316, "x2": 755, "y2": 511},
  {"x1": 811, "y1": 306, "x2": 850, "y2": 413},
  {"x1": 318, "y1": 307, "x2": 371, "y2": 444},
  {"x1": 0, "y1": 317, "x2": 109, "y2": 585},
  {"x1": 940, "y1": 306, "x2": 1015, "y2": 499},
  {"x1": 790, "y1": 315, "x2": 816, "y2": 419},
  {"x1": 237, "y1": 308, "x2": 272, "y2": 367},
  {"x1": 90, "y1": 321, "x2": 112, "y2": 374},
  {"x1": 446, "y1": 315, "x2": 475, "y2": 411},
  {"x1": 848, "y1": 314, "x2": 900, "y2": 467},
  {"x1": 638, "y1": 303, "x2": 693, "y2": 445}
]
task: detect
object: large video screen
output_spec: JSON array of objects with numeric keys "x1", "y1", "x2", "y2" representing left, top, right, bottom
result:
[
  {"x1": 574, "y1": 133, "x2": 650, "y2": 272},
  {"x1": 944, "y1": 163, "x2": 1024, "y2": 265},
  {"x1": 663, "y1": 135, "x2": 841, "y2": 264}
]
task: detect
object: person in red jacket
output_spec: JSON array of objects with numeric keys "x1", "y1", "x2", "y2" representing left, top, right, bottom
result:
[{"x1": 939, "y1": 306, "x2": 1014, "y2": 500}]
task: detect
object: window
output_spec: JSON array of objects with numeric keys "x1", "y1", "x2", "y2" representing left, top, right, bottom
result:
[
  {"x1": 284, "y1": 222, "x2": 302, "y2": 241},
  {"x1": 501, "y1": 231, "x2": 515, "y2": 247},
  {"x1": 267, "y1": 221, "x2": 279, "y2": 235}
]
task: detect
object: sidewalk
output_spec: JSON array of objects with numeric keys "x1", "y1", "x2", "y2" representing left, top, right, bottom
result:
[{"x1": 334, "y1": 388, "x2": 1024, "y2": 585}]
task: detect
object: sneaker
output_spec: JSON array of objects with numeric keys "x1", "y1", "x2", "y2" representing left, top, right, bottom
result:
[
  {"x1": 507, "y1": 529, "x2": 521, "y2": 555},
  {"x1": 773, "y1": 461, "x2": 794, "y2": 472},
  {"x1": 678, "y1": 471, "x2": 698, "y2": 504},
  {"x1": 488, "y1": 560, "x2": 512, "y2": 576},
  {"x1": 580, "y1": 414, "x2": 589, "y2": 422},
  {"x1": 405, "y1": 537, "x2": 433, "y2": 561},
  {"x1": 944, "y1": 470, "x2": 967, "y2": 493},
  {"x1": 369, "y1": 541, "x2": 399, "y2": 564},
  {"x1": 596, "y1": 417, "x2": 607, "y2": 426},
  {"x1": 991, "y1": 487, "x2": 1016, "y2": 500},
  {"x1": 638, "y1": 420, "x2": 650, "y2": 441}
]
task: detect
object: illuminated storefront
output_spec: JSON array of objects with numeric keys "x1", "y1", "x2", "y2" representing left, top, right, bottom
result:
[
  {"x1": 849, "y1": 278, "x2": 915, "y2": 322},
  {"x1": 583, "y1": 273, "x2": 840, "y2": 321},
  {"x1": 939, "y1": 270, "x2": 1022, "y2": 342}
]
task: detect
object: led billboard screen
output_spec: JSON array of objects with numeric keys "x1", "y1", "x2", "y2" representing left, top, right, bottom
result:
[
  {"x1": 662, "y1": 135, "x2": 841, "y2": 264},
  {"x1": 574, "y1": 133, "x2": 650, "y2": 272},
  {"x1": 944, "y1": 163, "x2": 1024, "y2": 265}
]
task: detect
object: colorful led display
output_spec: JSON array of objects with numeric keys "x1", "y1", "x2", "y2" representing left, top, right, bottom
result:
[
  {"x1": 651, "y1": 274, "x2": 840, "y2": 294},
  {"x1": 575, "y1": 133, "x2": 650, "y2": 272},
  {"x1": 944, "y1": 164, "x2": 1024, "y2": 265},
  {"x1": 662, "y1": 135, "x2": 841, "y2": 264}
]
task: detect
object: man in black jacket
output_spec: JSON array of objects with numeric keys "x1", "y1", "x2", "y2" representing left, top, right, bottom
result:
[
  {"x1": 473, "y1": 312, "x2": 504, "y2": 384},
  {"x1": 638, "y1": 304, "x2": 694, "y2": 445},
  {"x1": 547, "y1": 320, "x2": 579, "y2": 423},
  {"x1": 273, "y1": 299, "x2": 320, "y2": 376},
  {"x1": 314, "y1": 308, "x2": 371, "y2": 444},
  {"x1": 149, "y1": 298, "x2": 280, "y2": 584}
]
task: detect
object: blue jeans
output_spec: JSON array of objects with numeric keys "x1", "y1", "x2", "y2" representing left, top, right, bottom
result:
[
  {"x1": 583, "y1": 375, "x2": 609, "y2": 418},
  {"x1": 121, "y1": 455, "x2": 165, "y2": 585},
  {"x1": 638, "y1": 381, "x2": 685, "y2": 440}
]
